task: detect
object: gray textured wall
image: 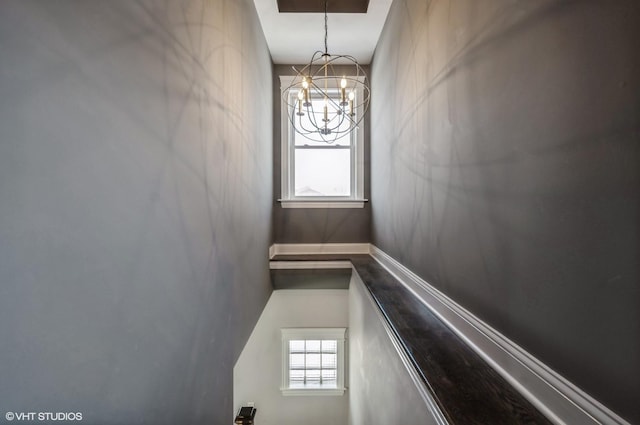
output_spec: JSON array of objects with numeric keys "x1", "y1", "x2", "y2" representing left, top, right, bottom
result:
[
  {"x1": 272, "y1": 65, "x2": 371, "y2": 243},
  {"x1": 370, "y1": 0, "x2": 639, "y2": 422},
  {"x1": 0, "y1": 1, "x2": 272, "y2": 424}
]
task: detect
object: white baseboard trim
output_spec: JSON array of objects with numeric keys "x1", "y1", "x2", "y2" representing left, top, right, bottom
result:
[
  {"x1": 269, "y1": 243, "x2": 371, "y2": 258},
  {"x1": 369, "y1": 245, "x2": 630, "y2": 425}
]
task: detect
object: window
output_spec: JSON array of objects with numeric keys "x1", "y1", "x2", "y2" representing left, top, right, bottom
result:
[
  {"x1": 279, "y1": 75, "x2": 365, "y2": 208},
  {"x1": 281, "y1": 328, "x2": 347, "y2": 396}
]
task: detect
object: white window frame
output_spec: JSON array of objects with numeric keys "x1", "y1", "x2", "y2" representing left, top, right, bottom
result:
[
  {"x1": 279, "y1": 75, "x2": 366, "y2": 209},
  {"x1": 281, "y1": 327, "x2": 347, "y2": 396}
]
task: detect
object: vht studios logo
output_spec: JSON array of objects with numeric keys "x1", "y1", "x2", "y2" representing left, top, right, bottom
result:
[{"x1": 5, "y1": 412, "x2": 83, "y2": 422}]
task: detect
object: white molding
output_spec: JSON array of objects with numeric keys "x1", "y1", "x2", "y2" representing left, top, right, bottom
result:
[
  {"x1": 369, "y1": 245, "x2": 631, "y2": 425},
  {"x1": 281, "y1": 388, "x2": 346, "y2": 396},
  {"x1": 278, "y1": 200, "x2": 366, "y2": 209},
  {"x1": 281, "y1": 327, "x2": 347, "y2": 340},
  {"x1": 268, "y1": 244, "x2": 276, "y2": 259},
  {"x1": 270, "y1": 260, "x2": 353, "y2": 270},
  {"x1": 270, "y1": 243, "x2": 371, "y2": 256}
]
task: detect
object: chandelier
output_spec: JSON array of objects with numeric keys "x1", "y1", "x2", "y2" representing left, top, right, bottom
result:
[{"x1": 282, "y1": 0, "x2": 371, "y2": 143}]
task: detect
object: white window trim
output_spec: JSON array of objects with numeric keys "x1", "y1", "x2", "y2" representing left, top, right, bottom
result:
[
  {"x1": 279, "y1": 199, "x2": 365, "y2": 209},
  {"x1": 279, "y1": 75, "x2": 366, "y2": 209},
  {"x1": 281, "y1": 327, "x2": 347, "y2": 396}
]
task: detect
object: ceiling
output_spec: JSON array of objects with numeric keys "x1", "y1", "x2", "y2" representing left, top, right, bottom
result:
[{"x1": 252, "y1": 0, "x2": 393, "y2": 64}]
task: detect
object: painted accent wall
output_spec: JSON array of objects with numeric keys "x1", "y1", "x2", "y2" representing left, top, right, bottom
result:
[
  {"x1": 370, "y1": 0, "x2": 639, "y2": 422},
  {"x1": 234, "y1": 289, "x2": 349, "y2": 425},
  {"x1": 272, "y1": 64, "x2": 371, "y2": 243},
  {"x1": 0, "y1": 1, "x2": 272, "y2": 424}
]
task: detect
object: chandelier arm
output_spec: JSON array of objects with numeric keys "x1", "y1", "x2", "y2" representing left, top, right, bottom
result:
[
  {"x1": 306, "y1": 80, "x2": 348, "y2": 133},
  {"x1": 290, "y1": 92, "x2": 365, "y2": 136},
  {"x1": 284, "y1": 91, "x2": 335, "y2": 142},
  {"x1": 286, "y1": 81, "x2": 369, "y2": 126},
  {"x1": 286, "y1": 95, "x2": 325, "y2": 137},
  {"x1": 298, "y1": 103, "x2": 340, "y2": 143},
  {"x1": 287, "y1": 103, "x2": 314, "y2": 136},
  {"x1": 298, "y1": 112, "x2": 318, "y2": 134},
  {"x1": 324, "y1": 101, "x2": 348, "y2": 131},
  {"x1": 302, "y1": 103, "x2": 324, "y2": 133},
  {"x1": 297, "y1": 114, "x2": 318, "y2": 136}
]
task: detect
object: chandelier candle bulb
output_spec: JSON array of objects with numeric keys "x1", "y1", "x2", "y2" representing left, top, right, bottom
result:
[
  {"x1": 323, "y1": 97, "x2": 329, "y2": 122},
  {"x1": 297, "y1": 90, "x2": 304, "y2": 116},
  {"x1": 340, "y1": 77, "x2": 347, "y2": 105},
  {"x1": 348, "y1": 91, "x2": 355, "y2": 116},
  {"x1": 302, "y1": 78, "x2": 310, "y2": 106}
]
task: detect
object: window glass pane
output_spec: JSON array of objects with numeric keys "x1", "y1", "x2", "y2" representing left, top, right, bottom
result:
[
  {"x1": 321, "y1": 340, "x2": 337, "y2": 352},
  {"x1": 306, "y1": 369, "x2": 321, "y2": 382},
  {"x1": 290, "y1": 353, "x2": 305, "y2": 369},
  {"x1": 306, "y1": 340, "x2": 321, "y2": 351},
  {"x1": 321, "y1": 369, "x2": 337, "y2": 382},
  {"x1": 289, "y1": 370, "x2": 305, "y2": 386},
  {"x1": 322, "y1": 353, "x2": 337, "y2": 369},
  {"x1": 306, "y1": 353, "x2": 321, "y2": 369},
  {"x1": 290, "y1": 340, "x2": 305, "y2": 352},
  {"x1": 295, "y1": 149, "x2": 350, "y2": 197}
]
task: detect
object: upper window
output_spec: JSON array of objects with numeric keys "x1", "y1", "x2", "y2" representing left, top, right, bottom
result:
[
  {"x1": 281, "y1": 328, "x2": 347, "y2": 396},
  {"x1": 279, "y1": 75, "x2": 365, "y2": 208}
]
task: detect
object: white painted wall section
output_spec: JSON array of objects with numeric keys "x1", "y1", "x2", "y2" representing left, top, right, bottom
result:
[
  {"x1": 234, "y1": 289, "x2": 349, "y2": 425},
  {"x1": 348, "y1": 273, "x2": 438, "y2": 425}
]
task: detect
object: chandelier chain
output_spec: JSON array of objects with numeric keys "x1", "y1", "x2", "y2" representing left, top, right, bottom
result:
[{"x1": 324, "y1": 0, "x2": 328, "y2": 54}]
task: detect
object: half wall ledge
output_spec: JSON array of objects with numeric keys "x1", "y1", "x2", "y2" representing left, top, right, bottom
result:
[{"x1": 268, "y1": 244, "x2": 631, "y2": 425}]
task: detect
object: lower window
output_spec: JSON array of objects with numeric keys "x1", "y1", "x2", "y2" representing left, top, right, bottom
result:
[{"x1": 281, "y1": 328, "x2": 347, "y2": 396}]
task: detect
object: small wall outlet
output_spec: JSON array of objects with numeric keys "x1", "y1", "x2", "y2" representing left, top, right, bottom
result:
[{"x1": 246, "y1": 402, "x2": 255, "y2": 407}]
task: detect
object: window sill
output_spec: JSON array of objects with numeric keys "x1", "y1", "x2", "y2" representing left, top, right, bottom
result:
[
  {"x1": 278, "y1": 199, "x2": 368, "y2": 209},
  {"x1": 281, "y1": 387, "x2": 347, "y2": 396}
]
